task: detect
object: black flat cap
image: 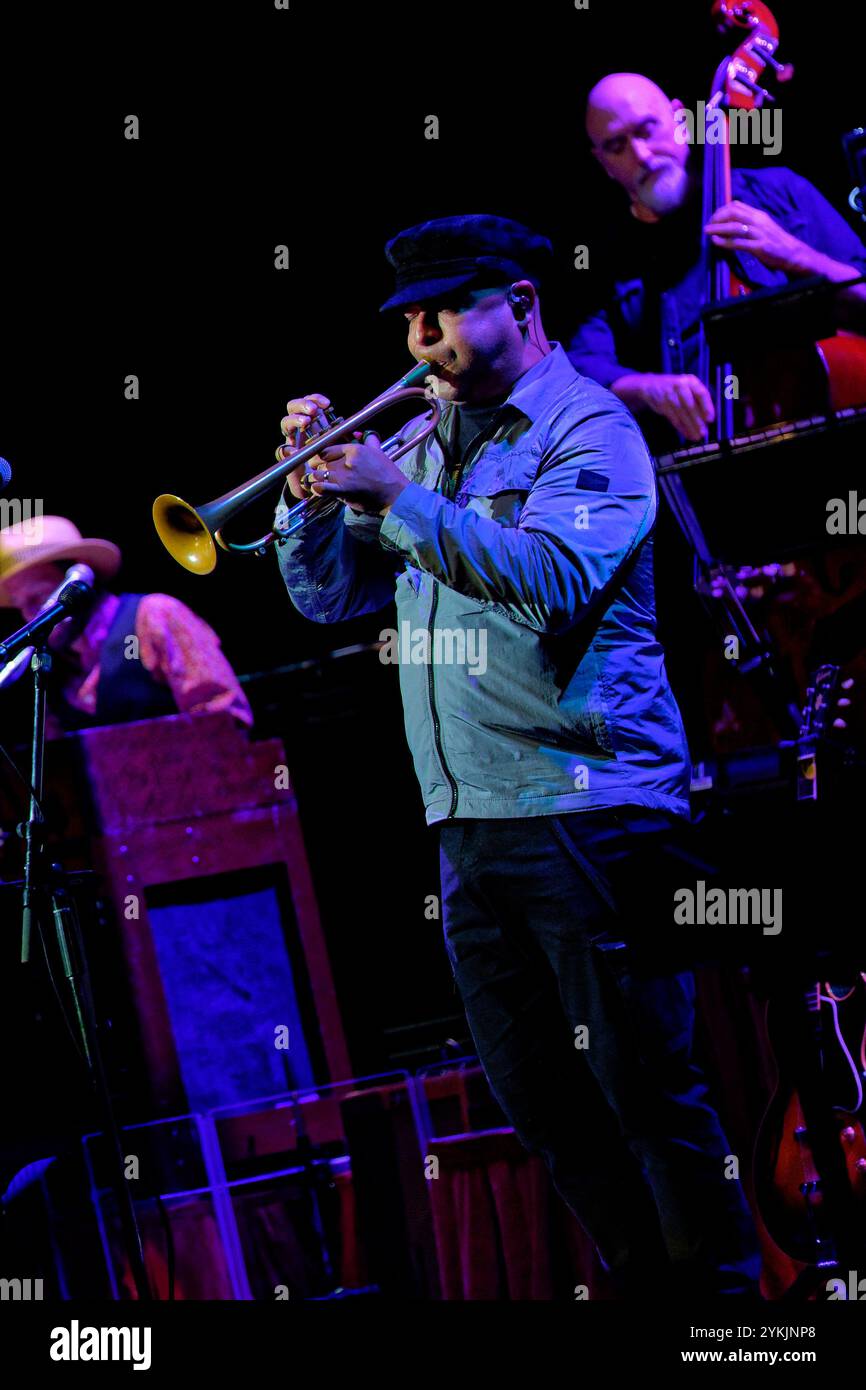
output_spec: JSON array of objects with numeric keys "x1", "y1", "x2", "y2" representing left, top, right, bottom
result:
[{"x1": 379, "y1": 213, "x2": 553, "y2": 313}]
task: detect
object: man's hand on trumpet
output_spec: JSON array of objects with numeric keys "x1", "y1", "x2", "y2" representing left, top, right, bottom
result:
[
  {"x1": 277, "y1": 392, "x2": 410, "y2": 515},
  {"x1": 305, "y1": 438, "x2": 411, "y2": 516},
  {"x1": 277, "y1": 393, "x2": 333, "y2": 500}
]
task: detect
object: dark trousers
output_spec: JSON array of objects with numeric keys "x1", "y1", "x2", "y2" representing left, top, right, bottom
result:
[{"x1": 438, "y1": 807, "x2": 762, "y2": 1298}]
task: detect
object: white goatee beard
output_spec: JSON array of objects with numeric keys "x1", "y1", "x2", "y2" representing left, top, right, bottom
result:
[{"x1": 638, "y1": 163, "x2": 689, "y2": 215}]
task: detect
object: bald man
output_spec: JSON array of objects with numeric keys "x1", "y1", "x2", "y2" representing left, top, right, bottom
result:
[{"x1": 569, "y1": 72, "x2": 866, "y2": 447}]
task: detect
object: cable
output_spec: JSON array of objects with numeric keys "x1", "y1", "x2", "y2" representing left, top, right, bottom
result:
[
  {"x1": 37, "y1": 907, "x2": 89, "y2": 1069},
  {"x1": 0, "y1": 739, "x2": 47, "y2": 824}
]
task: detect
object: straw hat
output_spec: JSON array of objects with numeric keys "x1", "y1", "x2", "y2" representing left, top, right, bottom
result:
[{"x1": 0, "y1": 515, "x2": 121, "y2": 607}]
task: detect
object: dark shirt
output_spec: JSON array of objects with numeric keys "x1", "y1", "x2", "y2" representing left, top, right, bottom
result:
[
  {"x1": 452, "y1": 400, "x2": 504, "y2": 458},
  {"x1": 568, "y1": 164, "x2": 866, "y2": 395},
  {"x1": 437, "y1": 398, "x2": 509, "y2": 499}
]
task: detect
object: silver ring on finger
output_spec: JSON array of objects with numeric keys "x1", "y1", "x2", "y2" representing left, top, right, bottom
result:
[{"x1": 320, "y1": 467, "x2": 330, "y2": 481}]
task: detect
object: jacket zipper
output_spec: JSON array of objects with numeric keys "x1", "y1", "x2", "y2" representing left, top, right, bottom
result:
[
  {"x1": 428, "y1": 413, "x2": 505, "y2": 820},
  {"x1": 427, "y1": 580, "x2": 460, "y2": 818}
]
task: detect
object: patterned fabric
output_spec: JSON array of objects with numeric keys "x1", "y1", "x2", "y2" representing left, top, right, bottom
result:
[{"x1": 52, "y1": 590, "x2": 252, "y2": 732}]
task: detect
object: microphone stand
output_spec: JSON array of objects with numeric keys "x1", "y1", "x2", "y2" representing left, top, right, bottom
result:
[{"x1": 1, "y1": 591, "x2": 151, "y2": 1301}]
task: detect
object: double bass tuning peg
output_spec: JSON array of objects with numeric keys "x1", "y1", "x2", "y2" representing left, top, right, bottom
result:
[{"x1": 762, "y1": 51, "x2": 794, "y2": 82}]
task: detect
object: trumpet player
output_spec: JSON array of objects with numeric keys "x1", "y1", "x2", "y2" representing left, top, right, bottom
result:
[{"x1": 273, "y1": 214, "x2": 761, "y2": 1299}]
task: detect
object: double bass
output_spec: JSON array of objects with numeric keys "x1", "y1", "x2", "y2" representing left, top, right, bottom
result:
[
  {"x1": 699, "y1": 0, "x2": 866, "y2": 431},
  {"x1": 686, "y1": 1, "x2": 866, "y2": 753},
  {"x1": 693, "y1": 0, "x2": 866, "y2": 1287}
]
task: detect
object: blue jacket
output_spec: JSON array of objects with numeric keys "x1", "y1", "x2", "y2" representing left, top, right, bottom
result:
[{"x1": 274, "y1": 345, "x2": 692, "y2": 825}]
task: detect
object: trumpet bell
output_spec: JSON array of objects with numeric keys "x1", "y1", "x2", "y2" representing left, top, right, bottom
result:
[
  {"x1": 151, "y1": 362, "x2": 441, "y2": 573},
  {"x1": 152, "y1": 494, "x2": 218, "y2": 575}
]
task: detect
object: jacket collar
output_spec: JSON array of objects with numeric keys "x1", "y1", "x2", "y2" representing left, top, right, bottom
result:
[{"x1": 503, "y1": 343, "x2": 579, "y2": 423}]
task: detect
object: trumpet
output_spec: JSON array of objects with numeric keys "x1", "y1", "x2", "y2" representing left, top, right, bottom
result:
[{"x1": 152, "y1": 362, "x2": 441, "y2": 574}]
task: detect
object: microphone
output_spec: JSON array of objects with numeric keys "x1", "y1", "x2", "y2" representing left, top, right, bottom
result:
[
  {"x1": 0, "y1": 563, "x2": 96, "y2": 665},
  {"x1": 0, "y1": 640, "x2": 36, "y2": 689},
  {"x1": 0, "y1": 563, "x2": 97, "y2": 688},
  {"x1": 0, "y1": 458, "x2": 11, "y2": 490}
]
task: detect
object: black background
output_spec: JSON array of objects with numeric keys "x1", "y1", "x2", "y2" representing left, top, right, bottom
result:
[{"x1": 1, "y1": 1, "x2": 864, "y2": 1106}]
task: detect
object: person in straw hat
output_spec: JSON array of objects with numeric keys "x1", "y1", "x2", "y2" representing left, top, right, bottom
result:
[{"x1": 0, "y1": 515, "x2": 252, "y2": 733}]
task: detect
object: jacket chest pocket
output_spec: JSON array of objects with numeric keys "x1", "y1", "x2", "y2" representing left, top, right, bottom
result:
[{"x1": 457, "y1": 449, "x2": 538, "y2": 524}]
